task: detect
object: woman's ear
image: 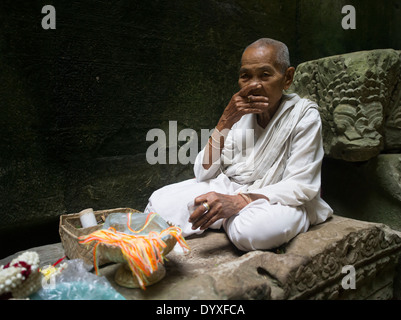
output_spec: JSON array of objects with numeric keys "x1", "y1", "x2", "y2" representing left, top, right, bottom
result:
[{"x1": 283, "y1": 67, "x2": 295, "y2": 90}]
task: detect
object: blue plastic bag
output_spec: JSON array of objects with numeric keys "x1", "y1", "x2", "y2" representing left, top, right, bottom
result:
[{"x1": 30, "y1": 259, "x2": 125, "y2": 300}]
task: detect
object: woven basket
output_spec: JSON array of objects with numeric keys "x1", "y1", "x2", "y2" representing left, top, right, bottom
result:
[{"x1": 59, "y1": 207, "x2": 141, "y2": 266}]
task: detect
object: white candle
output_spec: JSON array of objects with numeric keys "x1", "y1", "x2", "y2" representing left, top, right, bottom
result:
[{"x1": 79, "y1": 208, "x2": 97, "y2": 228}]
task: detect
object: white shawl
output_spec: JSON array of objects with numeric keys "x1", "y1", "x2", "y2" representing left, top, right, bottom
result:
[{"x1": 222, "y1": 93, "x2": 318, "y2": 190}]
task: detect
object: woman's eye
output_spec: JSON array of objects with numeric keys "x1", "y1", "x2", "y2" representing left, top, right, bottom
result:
[
  {"x1": 263, "y1": 72, "x2": 271, "y2": 77},
  {"x1": 240, "y1": 74, "x2": 249, "y2": 79}
]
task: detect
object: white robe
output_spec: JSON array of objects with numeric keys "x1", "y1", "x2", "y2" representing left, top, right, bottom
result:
[{"x1": 145, "y1": 94, "x2": 333, "y2": 251}]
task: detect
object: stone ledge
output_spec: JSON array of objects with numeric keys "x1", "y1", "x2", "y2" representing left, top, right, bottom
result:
[
  {"x1": 100, "y1": 215, "x2": 401, "y2": 300},
  {"x1": 1, "y1": 215, "x2": 400, "y2": 300}
]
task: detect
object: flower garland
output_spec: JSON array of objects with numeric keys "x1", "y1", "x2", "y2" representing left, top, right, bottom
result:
[{"x1": 0, "y1": 251, "x2": 40, "y2": 299}]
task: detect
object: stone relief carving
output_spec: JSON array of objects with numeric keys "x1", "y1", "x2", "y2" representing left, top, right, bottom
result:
[
  {"x1": 284, "y1": 220, "x2": 401, "y2": 300},
  {"x1": 289, "y1": 49, "x2": 401, "y2": 161}
]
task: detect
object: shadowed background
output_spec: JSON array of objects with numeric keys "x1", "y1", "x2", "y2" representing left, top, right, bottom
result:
[{"x1": 1, "y1": 0, "x2": 401, "y2": 258}]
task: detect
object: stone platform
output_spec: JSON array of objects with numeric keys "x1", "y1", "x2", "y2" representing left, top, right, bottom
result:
[{"x1": 2, "y1": 215, "x2": 401, "y2": 300}]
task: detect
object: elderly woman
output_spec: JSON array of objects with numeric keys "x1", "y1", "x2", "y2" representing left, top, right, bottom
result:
[{"x1": 144, "y1": 38, "x2": 333, "y2": 251}]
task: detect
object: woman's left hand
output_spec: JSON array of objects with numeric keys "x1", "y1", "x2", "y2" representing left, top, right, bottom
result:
[{"x1": 188, "y1": 192, "x2": 247, "y2": 231}]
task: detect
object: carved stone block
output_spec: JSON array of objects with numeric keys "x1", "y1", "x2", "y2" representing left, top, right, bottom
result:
[
  {"x1": 289, "y1": 49, "x2": 401, "y2": 161},
  {"x1": 98, "y1": 215, "x2": 401, "y2": 300},
  {"x1": 2, "y1": 215, "x2": 400, "y2": 300},
  {"x1": 279, "y1": 215, "x2": 401, "y2": 299}
]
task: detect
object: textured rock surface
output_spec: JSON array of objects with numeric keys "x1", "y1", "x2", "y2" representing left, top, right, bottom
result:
[
  {"x1": 2, "y1": 215, "x2": 400, "y2": 300},
  {"x1": 2, "y1": 1, "x2": 401, "y2": 257},
  {"x1": 289, "y1": 49, "x2": 401, "y2": 162},
  {"x1": 1, "y1": 0, "x2": 300, "y2": 257},
  {"x1": 98, "y1": 215, "x2": 401, "y2": 300}
]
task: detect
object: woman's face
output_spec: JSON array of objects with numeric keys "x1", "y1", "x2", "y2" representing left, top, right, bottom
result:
[{"x1": 238, "y1": 45, "x2": 294, "y2": 112}]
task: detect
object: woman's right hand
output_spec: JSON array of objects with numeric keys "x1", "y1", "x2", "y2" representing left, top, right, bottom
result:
[{"x1": 216, "y1": 82, "x2": 270, "y2": 131}]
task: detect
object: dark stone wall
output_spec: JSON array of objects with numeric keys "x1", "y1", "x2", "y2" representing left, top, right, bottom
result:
[{"x1": 1, "y1": 0, "x2": 401, "y2": 257}]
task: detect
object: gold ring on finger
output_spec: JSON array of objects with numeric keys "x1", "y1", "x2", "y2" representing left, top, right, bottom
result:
[{"x1": 202, "y1": 202, "x2": 210, "y2": 213}]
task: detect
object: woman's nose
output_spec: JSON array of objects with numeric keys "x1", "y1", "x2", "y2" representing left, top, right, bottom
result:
[{"x1": 249, "y1": 81, "x2": 263, "y2": 94}]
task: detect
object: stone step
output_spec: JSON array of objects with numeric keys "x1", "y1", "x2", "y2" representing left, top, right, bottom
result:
[{"x1": 2, "y1": 215, "x2": 400, "y2": 300}]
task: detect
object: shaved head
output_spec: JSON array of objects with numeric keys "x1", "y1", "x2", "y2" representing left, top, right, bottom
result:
[{"x1": 243, "y1": 38, "x2": 291, "y2": 74}]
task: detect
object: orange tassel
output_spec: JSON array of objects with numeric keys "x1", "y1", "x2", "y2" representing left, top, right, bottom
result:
[{"x1": 79, "y1": 213, "x2": 190, "y2": 290}]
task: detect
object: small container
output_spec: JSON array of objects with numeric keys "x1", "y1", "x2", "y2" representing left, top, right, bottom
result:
[
  {"x1": 79, "y1": 208, "x2": 98, "y2": 228},
  {"x1": 187, "y1": 200, "x2": 197, "y2": 216}
]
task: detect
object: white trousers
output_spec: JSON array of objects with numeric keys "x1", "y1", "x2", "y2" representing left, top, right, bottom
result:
[{"x1": 144, "y1": 174, "x2": 310, "y2": 251}]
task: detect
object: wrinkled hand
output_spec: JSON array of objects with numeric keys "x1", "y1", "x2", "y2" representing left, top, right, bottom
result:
[
  {"x1": 217, "y1": 82, "x2": 269, "y2": 130},
  {"x1": 188, "y1": 192, "x2": 246, "y2": 231}
]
